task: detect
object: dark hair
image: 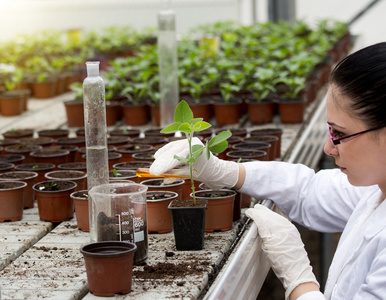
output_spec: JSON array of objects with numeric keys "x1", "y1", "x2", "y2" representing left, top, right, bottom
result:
[{"x1": 329, "y1": 42, "x2": 386, "y2": 129}]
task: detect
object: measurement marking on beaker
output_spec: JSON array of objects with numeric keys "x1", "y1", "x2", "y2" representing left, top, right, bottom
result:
[{"x1": 116, "y1": 214, "x2": 122, "y2": 241}]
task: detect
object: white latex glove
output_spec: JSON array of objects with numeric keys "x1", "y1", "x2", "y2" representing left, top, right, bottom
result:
[
  {"x1": 246, "y1": 204, "x2": 319, "y2": 300},
  {"x1": 149, "y1": 137, "x2": 239, "y2": 190}
]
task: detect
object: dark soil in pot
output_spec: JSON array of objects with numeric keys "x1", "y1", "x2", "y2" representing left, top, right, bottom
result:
[
  {"x1": 132, "y1": 152, "x2": 155, "y2": 162},
  {"x1": 47, "y1": 145, "x2": 78, "y2": 163},
  {"x1": 131, "y1": 137, "x2": 169, "y2": 147},
  {"x1": 107, "y1": 136, "x2": 131, "y2": 147},
  {"x1": 109, "y1": 169, "x2": 138, "y2": 182},
  {"x1": 2, "y1": 129, "x2": 34, "y2": 140},
  {"x1": 0, "y1": 139, "x2": 20, "y2": 149},
  {"x1": 15, "y1": 163, "x2": 55, "y2": 183},
  {"x1": 0, "y1": 163, "x2": 15, "y2": 173},
  {"x1": 115, "y1": 144, "x2": 153, "y2": 162},
  {"x1": 30, "y1": 149, "x2": 70, "y2": 166},
  {"x1": 20, "y1": 137, "x2": 54, "y2": 147},
  {"x1": 34, "y1": 180, "x2": 76, "y2": 192},
  {"x1": 5, "y1": 144, "x2": 42, "y2": 163},
  {"x1": 37, "y1": 129, "x2": 69, "y2": 139},
  {"x1": 109, "y1": 128, "x2": 141, "y2": 138},
  {"x1": 233, "y1": 142, "x2": 273, "y2": 161},
  {"x1": 113, "y1": 161, "x2": 152, "y2": 170},
  {"x1": 0, "y1": 154, "x2": 25, "y2": 165},
  {"x1": 226, "y1": 149, "x2": 268, "y2": 161},
  {"x1": 58, "y1": 162, "x2": 87, "y2": 171},
  {"x1": 143, "y1": 128, "x2": 175, "y2": 138},
  {"x1": 55, "y1": 137, "x2": 86, "y2": 148}
]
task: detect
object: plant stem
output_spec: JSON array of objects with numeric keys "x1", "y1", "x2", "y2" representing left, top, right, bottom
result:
[{"x1": 188, "y1": 133, "x2": 196, "y2": 204}]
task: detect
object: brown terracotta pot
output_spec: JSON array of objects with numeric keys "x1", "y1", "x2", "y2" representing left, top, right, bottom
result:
[
  {"x1": 13, "y1": 88, "x2": 31, "y2": 111},
  {"x1": 112, "y1": 161, "x2": 152, "y2": 171},
  {"x1": 30, "y1": 149, "x2": 70, "y2": 167},
  {"x1": 63, "y1": 99, "x2": 84, "y2": 127},
  {"x1": 185, "y1": 98, "x2": 213, "y2": 122},
  {"x1": 0, "y1": 91, "x2": 24, "y2": 116},
  {"x1": 0, "y1": 139, "x2": 20, "y2": 153},
  {"x1": 71, "y1": 190, "x2": 89, "y2": 231},
  {"x1": 199, "y1": 182, "x2": 241, "y2": 221},
  {"x1": 33, "y1": 180, "x2": 76, "y2": 222},
  {"x1": 132, "y1": 151, "x2": 155, "y2": 162},
  {"x1": 45, "y1": 170, "x2": 87, "y2": 192},
  {"x1": 212, "y1": 98, "x2": 243, "y2": 125},
  {"x1": 148, "y1": 103, "x2": 160, "y2": 126},
  {"x1": 5, "y1": 144, "x2": 43, "y2": 164},
  {"x1": 108, "y1": 169, "x2": 139, "y2": 183},
  {"x1": 109, "y1": 128, "x2": 141, "y2": 139},
  {"x1": 0, "y1": 171, "x2": 38, "y2": 208},
  {"x1": 15, "y1": 163, "x2": 55, "y2": 184},
  {"x1": 115, "y1": 144, "x2": 153, "y2": 162},
  {"x1": 249, "y1": 128, "x2": 283, "y2": 159},
  {"x1": 53, "y1": 75, "x2": 64, "y2": 95},
  {"x1": 146, "y1": 191, "x2": 178, "y2": 233},
  {"x1": 121, "y1": 101, "x2": 149, "y2": 126},
  {"x1": 106, "y1": 100, "x2": 120, "y2": 126},
  {"x1": 141, "y1": 178, "x2": 184, "y2": 200},
  {"x1": 240, "y1": 193, "x2": 253, "y2": 208},
  {"x1": 2, "y1": 129, "x2": 33, "y2": 140},
  {"x1": 57, "y1": 162, "x2": 87, "y2": 172},
  {"x1": 233, "y1": 142, "x2": 273, "y2": 161},
  {"x1": 0, "y1": 181, "x2": 27, "y2": 222},
  {"x1": 226, "y1": 149, "x2": 268, "y2": 161},
  {"x1": 55, "y1": 137, "x2": 86, "y2": 148},
  {"x1": 37, "y1": 129, "x2": 70, "y2": 140},
  {"x1": 0, "y1": 154, "x2": 25, "y2": 165},
  {"x1": 47, "y1": 145, "x2": 79, "y2": 163},
  {"x1": 181, "y1": 179, "x2": 201, "y2": 200},
  {"x1": 242, "y1": 135, "x2": 279, "y2": 161},
  {"x1": 0, "y1": 163, "x2": 15, "y2": 173},
  {"x1": 32, "y1": 80, "x2": 57, "y2": 99},
  {"x1": 20, "y1": 137, "x2": 54, "y2": 147},
  {"x1": 277, "y1": 97, "x2": 306, "y2": 124},
  {"x1": 131, "y1": 137, "x2": 168, "y2": 148},
  {"x1": 193, "y1": 189, "x2": 236, "y2": 232},
  {"x1": 245, "y1": 98, "x2": 275, "y2": 124},
  {"x1": 80, "y1": 241, "x2": 137, "y2": 297},
  {"x1": 107, "y1": 136, "x2": 131, "y2": 148}
]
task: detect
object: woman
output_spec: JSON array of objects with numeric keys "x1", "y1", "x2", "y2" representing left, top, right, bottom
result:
[{"x1": 150, "y1": 42, "x2": 386, "y2": 299}]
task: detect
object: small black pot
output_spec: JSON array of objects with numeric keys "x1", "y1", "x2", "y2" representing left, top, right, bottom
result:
[{"x1": 168, "y1": 199, "x2": 207, "y2": 251}]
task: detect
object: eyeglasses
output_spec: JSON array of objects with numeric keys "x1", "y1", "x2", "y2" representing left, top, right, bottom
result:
[{"x1": 328, "y1": 124, "x2": 382, "y2": 146}]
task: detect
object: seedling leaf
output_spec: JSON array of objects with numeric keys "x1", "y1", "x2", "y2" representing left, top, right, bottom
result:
[
  {"x1": 193, "y1": 121, "x2": 211, "y2": 132},
  {"x1": 174, "y1": 100, "x2": 193, "y2": 123},
  {"x1": 161, "y1": 122, "x2": 181, "y2": 133}
]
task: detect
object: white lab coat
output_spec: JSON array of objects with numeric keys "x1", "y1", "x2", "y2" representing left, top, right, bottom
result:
[{"x1": 239, "y1": 161, "x2": 386, "y2": 300}]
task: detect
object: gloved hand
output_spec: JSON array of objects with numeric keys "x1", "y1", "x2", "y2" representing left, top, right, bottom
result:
[
  {"x1": 246, "y1": 204, "x2": 319, "y2": 300},
  {"x1": 149, "y1": 137, "x2": 239, "y2": 190}
]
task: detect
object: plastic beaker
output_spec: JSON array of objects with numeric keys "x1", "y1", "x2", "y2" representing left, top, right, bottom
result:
[{"x1": 88, "y1": 182, "x2": 148, "y2": 262}]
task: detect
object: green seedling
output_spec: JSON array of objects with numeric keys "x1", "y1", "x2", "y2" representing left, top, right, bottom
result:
[
  {"x1": 112, "y1": 169, "x2": 121, "y2": 177},
  {"x1": 161, "y1": 100, "x2": 231, "y2": 204}
]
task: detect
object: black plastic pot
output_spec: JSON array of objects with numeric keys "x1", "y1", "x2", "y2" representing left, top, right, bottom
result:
[{"x1": 168, "y1": 199, "x2": 207, "y2": 251}]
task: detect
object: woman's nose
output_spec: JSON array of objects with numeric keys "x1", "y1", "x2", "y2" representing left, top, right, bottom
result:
[{"x1": 324, "y1": 138, "x2": 339, "y2": 157}]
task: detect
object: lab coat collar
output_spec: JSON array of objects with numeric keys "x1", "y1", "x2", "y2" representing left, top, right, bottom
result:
[{"x1": 364, "y1": 191, "x2": 386, "y2": 239}]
